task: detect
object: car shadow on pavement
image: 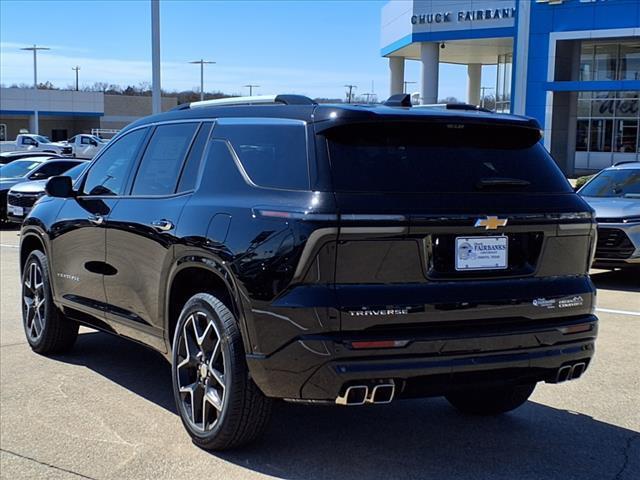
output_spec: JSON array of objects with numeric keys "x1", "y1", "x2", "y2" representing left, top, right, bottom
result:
[
  {"x1": 590, "y1": 268, "x2": 640, "y2": 293},
  {"x1": 52, "y1": 330, "x2": 640, "y2": 480}
]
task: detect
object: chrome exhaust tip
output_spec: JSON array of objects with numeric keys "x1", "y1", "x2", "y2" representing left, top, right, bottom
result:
[
  {"x1": 570, "y1": 362, "x2": 586, "y2": 380},
  {"x1": 336, "y1": 385, "x2": 368, "y2": 406},
  {"x1": 368, "y1": 383, "x2": 395, "y2": 404},
  {"x1": 555, "y1": 365, "x2": 572, "y2": 383}
]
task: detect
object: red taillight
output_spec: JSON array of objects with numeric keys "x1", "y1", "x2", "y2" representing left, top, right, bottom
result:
[{"x1": 350, "y1": 340, "x2": 410, "y2": 349}]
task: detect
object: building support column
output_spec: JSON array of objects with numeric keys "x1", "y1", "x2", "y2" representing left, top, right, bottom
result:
[
  {"x1": 467, "y1": 63, "x2": 482, "y2": 106},
  {"x1": 420, "y1": 42, "x2": 439, "y2": 104},
  {"x1": 389, "y1": 56, "x2": 405, "y2": 97},
  {"x1": 29, "y1": 114, "x2": 37, "y2": 134}
]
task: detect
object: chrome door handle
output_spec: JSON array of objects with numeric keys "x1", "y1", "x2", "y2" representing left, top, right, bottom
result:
[
  {"x1": 151, "y1": 219, "x2": 174, "y2": 232},
  {"x1": 88, "y1": 214, "x2": 104, "y2": 226}
]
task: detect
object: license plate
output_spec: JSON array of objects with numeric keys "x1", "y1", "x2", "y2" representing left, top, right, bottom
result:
[
  {"x1": 455, "y1": 236, "x2": 508, "y2": 271},
  {"x1": 7, "y1": 205, "x2": 24, "y2": 217}
]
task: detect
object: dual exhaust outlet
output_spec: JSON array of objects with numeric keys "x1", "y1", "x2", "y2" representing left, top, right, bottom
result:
[
  {"x1": 554, "y1": 362, "x2": 587, "y2": 383},
  {"x1": 336, "y1": 382, "x2": 395, "y2": 406}
]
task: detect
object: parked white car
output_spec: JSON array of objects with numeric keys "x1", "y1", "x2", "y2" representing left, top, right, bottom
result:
[
  {"x1": 65, "y1": 134, "x2": 107, "y2": 159},
  {"x1": 0, "y1": 134, "x2": 73, "y2": 155}
]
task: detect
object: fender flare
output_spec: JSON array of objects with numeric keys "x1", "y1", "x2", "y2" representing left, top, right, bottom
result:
[{"x1": 163, "y1": 252, "x2": 252, "y2": 354}]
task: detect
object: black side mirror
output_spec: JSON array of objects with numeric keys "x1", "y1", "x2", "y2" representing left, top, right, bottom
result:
[
  {"x1": 45, "y1": 176, "x2": 74, "y2": 198},
  {"x1": 90, "y1": 140, "x2": 98, "y2": 146}
]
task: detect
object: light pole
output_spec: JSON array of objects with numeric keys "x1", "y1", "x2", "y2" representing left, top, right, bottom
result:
[
  {"x1": 403, "y1": 80, "x2": 416, "y2": 94},
  {"x1": 151, "y1": 0, "x2": 161, "y2": 114},
  {"x1": 190, "y1": 59, "x2": 216, "y2": 101},
  {"x1": 72, "y1": 65, "x2": 80, "y2": 91},
  {"x1": 21, "y1": 44, "x2": 50, "y2": 135},
  {"x1": 243, "y1": 84, "x2": 259, "y2": 96},
  {"x1": 344, "y1": 84, "x2": 357, "y2": 103}
]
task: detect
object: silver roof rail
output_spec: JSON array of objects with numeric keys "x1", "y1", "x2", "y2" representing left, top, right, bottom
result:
[{"x1": 189, "y1": 94, "x2": 315, "y2": 109}]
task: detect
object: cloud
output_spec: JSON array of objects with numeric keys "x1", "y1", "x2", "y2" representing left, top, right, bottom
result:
[{"x1": 0, "y1": 46, "x2": 389, "y2": 98}]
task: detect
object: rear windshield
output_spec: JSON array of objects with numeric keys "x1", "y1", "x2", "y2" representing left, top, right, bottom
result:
[{"x1": 325, "y1": 123, "x2": 571, "y2": 193}]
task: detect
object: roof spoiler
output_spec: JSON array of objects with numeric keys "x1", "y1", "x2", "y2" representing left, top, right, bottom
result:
[
  {"x1": 384, "y1": 94, "x2": 412, "y2": 107},
  {"x1": 173, "y1": 94, "x2": 316, "y2": 110}
]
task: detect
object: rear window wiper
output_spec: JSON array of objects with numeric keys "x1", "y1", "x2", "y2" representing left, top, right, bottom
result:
[{"x1": 476, "y1": 177, "x2": 531, "y2": 189}]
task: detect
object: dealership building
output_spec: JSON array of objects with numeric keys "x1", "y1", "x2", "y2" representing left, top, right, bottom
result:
[
  {"x1": 0, "y1": 88, "x2": 177, "y2": 142},
  {"x1": 382, "y1": 0, "x2": 640, "y2": 174}
]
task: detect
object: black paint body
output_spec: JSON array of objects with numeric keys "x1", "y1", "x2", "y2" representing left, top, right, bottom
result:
[{"x1": 20, "y1": 102, "x2": 598, "y2": 401}]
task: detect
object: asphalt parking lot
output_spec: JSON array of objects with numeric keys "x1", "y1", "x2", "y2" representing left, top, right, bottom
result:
[{"x1": 0, "y1": 226, "x2": 639, "y2": 480}]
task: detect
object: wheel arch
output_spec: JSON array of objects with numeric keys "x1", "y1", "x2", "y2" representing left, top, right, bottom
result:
[
  {"x1": 20, "y1": 230, "x2": 48, "y2": 273},
  {"x1": 165, "y1": 255, "x2": 250, "y2": 354}
]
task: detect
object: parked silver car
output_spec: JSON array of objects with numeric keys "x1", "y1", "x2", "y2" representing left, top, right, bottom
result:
[{"x1": 578, "y1": 161, "x2": 640, "y2": 269}]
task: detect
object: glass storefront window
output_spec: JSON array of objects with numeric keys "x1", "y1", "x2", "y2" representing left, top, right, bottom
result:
[
  {"x1": 614, "y1": 119, "x2": 638, "y2": 153},
  {"x1": 616, "y1": 92, "x2": 639, "y2": 118},
  {"x1": 594, "y1": 44, "x2": 618, "y2": 81},
  {"x1": 576, "y1": 120, "x2": 589, "y2": 152},
  {"x1": 580, "y1": 44, "x2": 594, "y2": 81},
  {"x1": 495, "y1": 53, "x2": 512, "y2": 113},
  {"x1": 590, "y1": 119, "x2": 613, "y2": 152},
  {"x1": 619, "y1": 42, "x2": 640, "y2": 81},
  {"x1": 592, "y1": 92, "x2": 616, "y2": 117},
  {"x1": 580, "y1": 41, "x2": 640, "y2": 82},
  {"x1": 577, "y1": 91, "x2": 640, "y2": 156}
]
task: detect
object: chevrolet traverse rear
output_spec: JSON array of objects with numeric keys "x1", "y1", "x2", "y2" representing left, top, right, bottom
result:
[{"x1": 20, "y1": 94, "x2": 597, "y2": 450}]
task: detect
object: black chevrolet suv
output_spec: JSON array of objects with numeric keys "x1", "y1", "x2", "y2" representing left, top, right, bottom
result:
[{"x1": 19, "y1": 94, "x2": 598, "y2": 450}]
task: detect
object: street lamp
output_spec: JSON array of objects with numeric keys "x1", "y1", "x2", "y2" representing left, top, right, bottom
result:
[
  {"x1": 243, "y1": 84, "x2": 260, "y2": 96},
  {"x1": 403, "y1": 81, "x2": 416, "y2": 94},
  {"x1": 151, "y1": 0, "x2": 161, "y2": 114},
  {"x1": 72, "y1": 66, "x2": 80, "y2": 91},
  {"x1": 344, "y1": 84, "x2": 357, "y2": 103},
  {"x1": 189, "y1": 59, "x2": 216, "y2": 101},
  {"x1": 20, "y1": 44, "x2": 50, "y2": 135}
]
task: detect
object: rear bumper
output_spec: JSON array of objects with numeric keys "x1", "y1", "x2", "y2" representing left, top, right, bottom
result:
[{"x1": 247, "y1": 314, "x2": 597, "y2": 401}]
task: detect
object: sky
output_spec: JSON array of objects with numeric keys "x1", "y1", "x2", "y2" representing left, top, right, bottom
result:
[{"x1": 0, "y1": 0, "x2": 495, "y2": 101}]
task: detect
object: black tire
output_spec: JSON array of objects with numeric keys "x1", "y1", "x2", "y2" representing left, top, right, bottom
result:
[
  {"x1": 171, "y1": 293, "x2": 272, "y2": 450},
  {"x1": 445, "y1": 383, "x2": 536, "y2": 415},
  {"x1": 21, "y1": 250, "x2": 78, "y2": 354}
]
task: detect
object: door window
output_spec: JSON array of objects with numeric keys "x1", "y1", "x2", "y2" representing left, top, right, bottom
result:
[
  {"x1": 131, "y1": 123, "x2": 199, "y2": 196},
  {"x1": 82, "y1": 128, "x2": 147, "y2": 196}
]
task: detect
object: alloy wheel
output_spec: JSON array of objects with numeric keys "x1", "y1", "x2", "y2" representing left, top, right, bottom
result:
[
  {"x1": 175, "y1": 311, "x2": 227, "y2": 432},
  {"x1": 23, "y1": 262, "x2": 46, "y2": 342}
]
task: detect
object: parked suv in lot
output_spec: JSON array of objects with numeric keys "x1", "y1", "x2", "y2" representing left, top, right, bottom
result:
[
  {"x1": 20, "y1": 94, "x2": 598, "y2": 450},
  {"x1": 577, "y1": 162, "x2": 640, "y2": 269}
]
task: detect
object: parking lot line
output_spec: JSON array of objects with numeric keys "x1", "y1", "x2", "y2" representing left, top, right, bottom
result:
[
  {"x1": 596, "y1": 307, "x2": 640, "y2": 317},
  {"x1": 0, "y1": 244, "x2": 19, "y2": 249}
]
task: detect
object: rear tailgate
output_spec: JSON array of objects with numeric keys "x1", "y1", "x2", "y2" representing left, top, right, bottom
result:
[{"x1": 321, "y1": 120, "x2": 596, "y2": 331}]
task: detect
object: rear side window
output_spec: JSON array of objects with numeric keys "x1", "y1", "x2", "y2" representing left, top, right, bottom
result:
[
  {"x1": 215, "y1": 122, "x2": 309, "y2": 190},
  {"x1": 177, "y1": 122, "x2": 212, "y2": 192},
  {"x1": 132, "y1": 123, "x2": 198, "y2": 196},
  {"x1": 325, "y1": 122, "x2": 572, "y2": 194}
]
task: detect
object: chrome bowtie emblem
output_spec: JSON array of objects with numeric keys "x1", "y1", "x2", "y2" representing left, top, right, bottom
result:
[{"x1": 474, "y1": 216, "x2": 508, "y2": 230}]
